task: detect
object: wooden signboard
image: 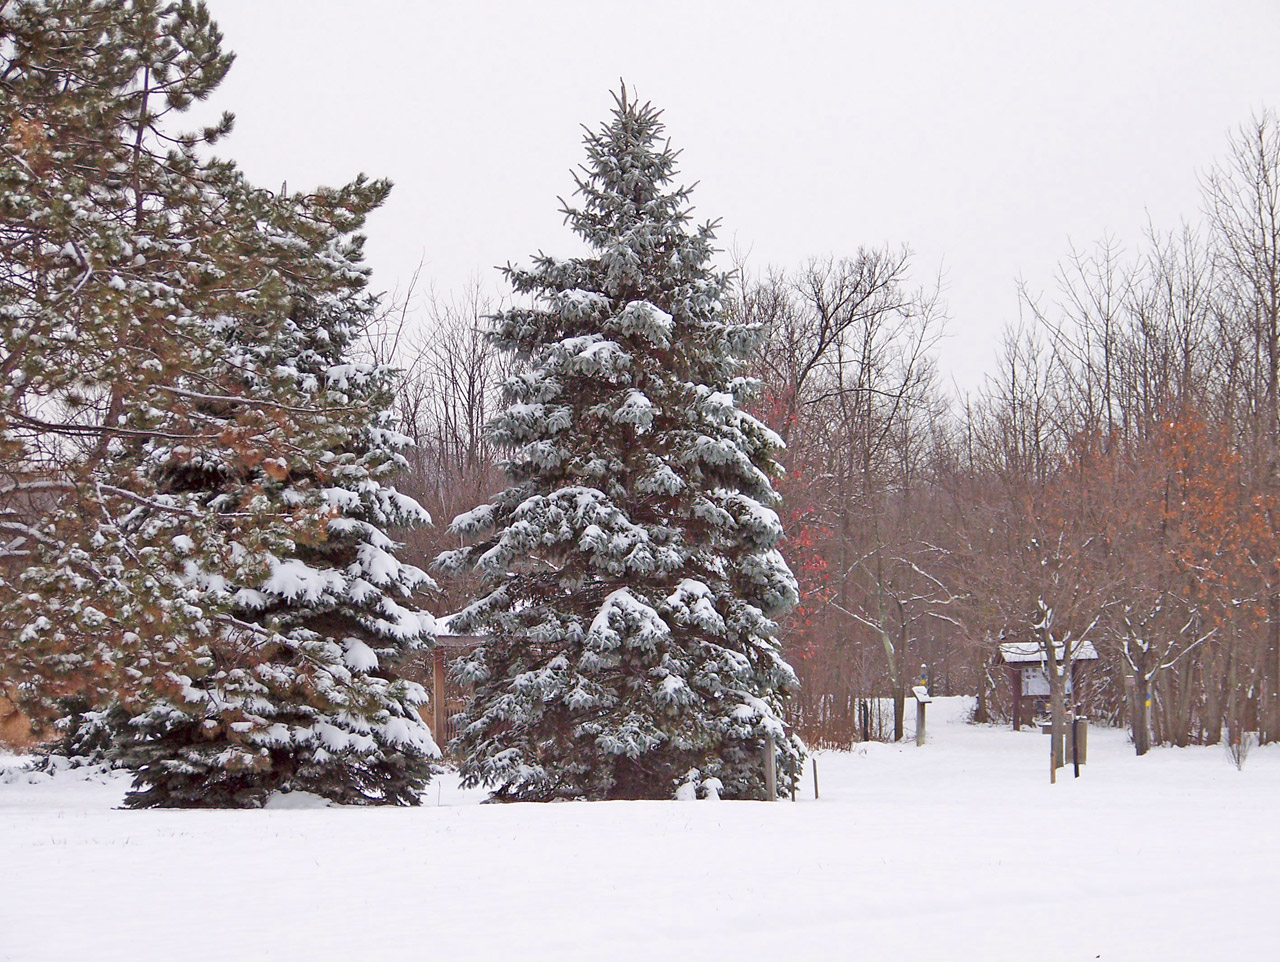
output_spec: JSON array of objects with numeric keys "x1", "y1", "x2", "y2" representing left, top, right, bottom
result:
[{"x1": 1021, "y1": 666, "x2": 1050, "y2": 697}]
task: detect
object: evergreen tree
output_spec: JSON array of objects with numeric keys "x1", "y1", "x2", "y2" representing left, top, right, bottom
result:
[
  {"x1": 2, "y1": 0, "x2": 238, "y2": 730},
  {"x1": 114, "y1": 198, "x2": 442, "y2": 808},
  {"x1": 0, "y1": 0, "x2": 439, "y2": 806},
  {"x1": 439, "y1": 87, "x2": 802, "y2": 801}
]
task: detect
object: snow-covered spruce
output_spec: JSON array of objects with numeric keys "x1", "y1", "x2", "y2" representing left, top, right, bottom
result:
[
  {"x1": 0, "y1": 1, "x2": 439, "y2": 807},
  {"x1": 115, "y1": 286, "x2": 443, "y2": 809},
  {"x1": 438, "y1": 87, "x2": 802, "y2": 801}
]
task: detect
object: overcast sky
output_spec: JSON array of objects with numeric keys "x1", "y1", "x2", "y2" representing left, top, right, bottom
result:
[{"x1": 191, "y1": 1, "x2": 1280, "y2": 394}]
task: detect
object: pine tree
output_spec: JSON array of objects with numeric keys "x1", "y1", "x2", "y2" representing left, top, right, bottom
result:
[
  {"x1": 0, "y1": 1, "x2": 439, "y2": 806},
  {"x1": 114, "y1": 196, "x2": 442, "y2": 808},
  {"x1": 2, "y1": 0, "x2": 238, "y2": 729},
  {"x1": 439, "y1": 87, "x2": 803, "y2": 801}
]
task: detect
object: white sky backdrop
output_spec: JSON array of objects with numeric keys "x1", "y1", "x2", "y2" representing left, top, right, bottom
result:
[{"x1": 192, "y1": 1, "x2": 1280, "y2": 394}]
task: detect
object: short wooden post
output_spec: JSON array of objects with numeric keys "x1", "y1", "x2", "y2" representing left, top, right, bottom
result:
[
  {"x1": 1011, "y1": 664, "x2": 1023, "y2": 731},
  {"x1": 1071, "y1": 712, "x2": 1080, "y2": 778},
  {"x1": 812, "y1": 756, "x2": 819, "y2": 800},
  {"x1": 763, "y1": 732, "x2": 777, "y2": 801},
  {"x1": 1042, "y1": 719, "x2": 1076, "y2": 779},
  {"x1": 432, "y1": 646, "x2": 446, "y2": 751}
]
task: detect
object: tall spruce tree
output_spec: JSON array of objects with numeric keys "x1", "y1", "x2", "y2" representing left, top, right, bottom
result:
[
  {"x1": 0, "y1": 0, "x2": 439, "y2": 806},
  {"x1": 113, "y1": 192, "x2": 442, "y2": 808},
  {"x1": 439, "y1": 87, "x2": 802, "y2": 801}
]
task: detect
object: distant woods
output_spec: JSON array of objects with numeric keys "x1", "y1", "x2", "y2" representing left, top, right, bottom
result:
[
  {"x1": 364, "y1": 282, "x2": 508, "y2": 617},
  {"x1": 385, "y1": 111, "x2": 1280, "y2": 753}
]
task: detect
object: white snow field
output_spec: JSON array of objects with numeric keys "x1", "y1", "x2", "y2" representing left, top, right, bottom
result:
[{"x1": 2, "y1": 697, "x2": 1277, "y2": 962}]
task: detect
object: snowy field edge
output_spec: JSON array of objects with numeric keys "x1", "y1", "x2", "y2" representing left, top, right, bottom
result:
[{"x1": 4, "y1": 697, "x2": 1277, "y2": 962}]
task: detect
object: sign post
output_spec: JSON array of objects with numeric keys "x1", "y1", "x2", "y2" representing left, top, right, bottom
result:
[
  {"x1": 911, "y1": 684, "x2": 933, "y2": 747},
  {"x1": 763, "y1": 732, "x2": 777, "y2": 801}
]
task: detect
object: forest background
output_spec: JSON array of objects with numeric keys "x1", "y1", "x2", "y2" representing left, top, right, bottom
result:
[
  {"x1": 10, "y1": 1, "x2": 1280, "y2": 759},
  {"x1": 391, "y1": 117, "x2": 1280, "y2": 754},
  {"x1": 186, "y1": 2, "x2": 1280, "y2": 754}
]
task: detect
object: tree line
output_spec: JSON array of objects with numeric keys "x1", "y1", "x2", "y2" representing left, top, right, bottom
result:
[{"x1": 392, "y1": 113, "x2": 1280, "y2": 756}]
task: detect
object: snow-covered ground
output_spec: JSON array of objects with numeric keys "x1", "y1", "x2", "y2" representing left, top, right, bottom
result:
[{"x1": 2, "y1": 698, "x2": 1276, "y2": 961}]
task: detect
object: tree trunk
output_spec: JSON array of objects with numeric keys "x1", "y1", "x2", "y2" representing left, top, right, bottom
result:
[
  {"x1": 1172, "y1": 662, "x2": 1197, "y2": 747},
  {"x1": 1202, "y1": 646, "x2": 1224, "y2": 745},
  {"x1": 1132, "y1": 671, "x2": 1151, "y2": 756},
  {"x1": 875, "y1": 617, "x2": 903, "y2": 742},
  {"x1": 1227, "y1": 644, "x2": 1241, "y2": 750},
  {"x1": 1150, "y1": 677, "x2": 1166, "y2": 746},
  {"x1": 1048, "y1": 679, "x2": 1067, "y2": 770},
  {"x1": 1042, "y1": 623, "x2": 1067, "y2": 770},
  {"x1": 1270, "y1": 602, "x2": 1280, "y2": 744}
]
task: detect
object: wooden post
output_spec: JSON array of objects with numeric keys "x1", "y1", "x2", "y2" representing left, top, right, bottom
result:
[
  {"x1": 1071, "y1": 711, "x2": 1080, "y2": 778},
  {"x1": 432, "y1": 646, "x2": 446, "y2": 751},
  {"x1": 812, "y1": 756, "x2": 819, "y2": 800},
  {"x1": 763, "y1": 732, "x2": 777, "y2": 801}
]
